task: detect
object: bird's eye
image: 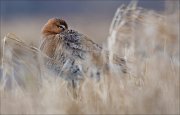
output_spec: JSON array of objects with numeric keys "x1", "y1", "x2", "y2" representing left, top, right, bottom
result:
[{"x1": 58, "y1": 25, "x2": 66, "y2": 30}]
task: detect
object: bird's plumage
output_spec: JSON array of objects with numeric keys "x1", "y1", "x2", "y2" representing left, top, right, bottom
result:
[{"x1": 40, "y1": 18, "x2": 127, "y2": 87}]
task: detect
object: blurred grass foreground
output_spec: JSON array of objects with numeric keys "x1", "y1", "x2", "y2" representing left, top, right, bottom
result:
[{"x1": 0, "y1": 1, "x2": 179, "y2": 114}]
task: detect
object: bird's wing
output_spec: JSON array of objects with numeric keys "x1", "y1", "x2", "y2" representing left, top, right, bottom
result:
[
  {"x1": 82, "y1": 36, "x2": 102, "y2": 52},
  {"x1": 60, "y1": 30, "x2": 102, "y2": 52}
]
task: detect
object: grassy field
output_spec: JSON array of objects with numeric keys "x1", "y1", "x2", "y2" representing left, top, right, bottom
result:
[{"x1": 0, "y1": 1, "x2": 179, "y2": 114}]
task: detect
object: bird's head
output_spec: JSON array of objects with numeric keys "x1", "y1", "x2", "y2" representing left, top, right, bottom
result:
[{"x1": 41, "y1": 18, "x2": 68, "y2": 37}]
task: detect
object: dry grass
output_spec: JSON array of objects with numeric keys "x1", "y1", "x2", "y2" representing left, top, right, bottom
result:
[{"x1": 0, "y1": 1, "x2": 179, "y2": 114}]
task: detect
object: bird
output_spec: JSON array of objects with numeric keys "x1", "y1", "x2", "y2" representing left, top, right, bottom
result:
[{"x1": 40, "y1": 18, "x2": 127, "y2": 87}]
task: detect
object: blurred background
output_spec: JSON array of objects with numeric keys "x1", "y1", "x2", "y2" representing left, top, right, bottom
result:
[{"x1": 1, "y1": 0, "x2": 165, "y2": 46}]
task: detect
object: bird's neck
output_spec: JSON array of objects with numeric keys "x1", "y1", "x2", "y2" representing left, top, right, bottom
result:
[{"x1": 42, "y1": 34, "x2": 56, "y2": 39}]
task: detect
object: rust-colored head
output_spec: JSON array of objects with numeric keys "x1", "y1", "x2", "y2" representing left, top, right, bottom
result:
[{"x1": 41, "y1": 18, "x2": 68, "y2": 37}]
